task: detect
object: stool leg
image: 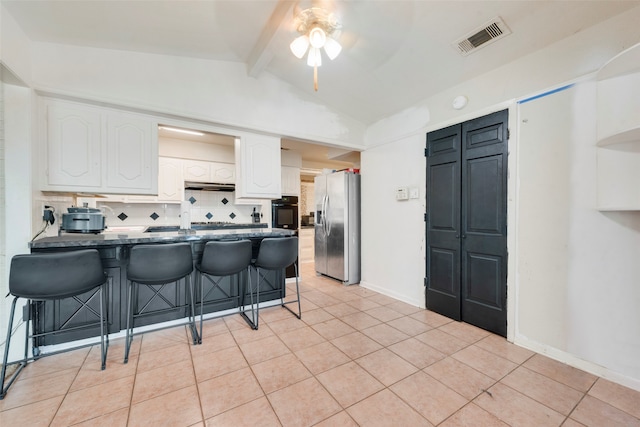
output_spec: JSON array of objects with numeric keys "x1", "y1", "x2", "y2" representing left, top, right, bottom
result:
[
  {"x1": 1, "y1": 297, "x2": 28, "y2": 400},
  {"x1": 99, "y1": 284, "x2": 108, "y2": 370},
  {"x1": 186, "y1": 276, "x2": 198, "y2": 345},
  {"x1": 198, "y1": 272, "x2": 204, "y2": 345},
  {"x1": 240, "y1": 266, "x2": 259, "y2": 330},
  {"x1": 281, "y1": 263, "x2": 302, "y2": 319},
  {"x1": 124, "y1": 281, "x2": 134, "y2": 364}
]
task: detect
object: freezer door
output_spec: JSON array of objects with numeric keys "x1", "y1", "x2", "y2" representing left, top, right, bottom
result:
[
  {"x1": 326, "y1": 172, "x2": 346, "y2": 281},
  {"x1": 314, "y1": 175, "x2": 328, "y2": 275}
]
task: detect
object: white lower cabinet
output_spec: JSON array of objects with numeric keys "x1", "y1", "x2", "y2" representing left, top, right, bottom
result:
[{"x1": 41, "y1": 98, "x2": 158, "y2": 194}]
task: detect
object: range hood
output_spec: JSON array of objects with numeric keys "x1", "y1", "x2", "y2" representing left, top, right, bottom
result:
[{"x1": 184, "y1": 181, "x2": 235, "y2": 192}]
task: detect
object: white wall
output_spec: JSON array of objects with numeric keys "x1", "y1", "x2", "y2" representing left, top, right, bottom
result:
[
  {"x1": 360, "y1": 8, "x2": 640, "y2": 390},
  {"x1": 29, "y1": 43, "x2": 366, "y2": 148}
]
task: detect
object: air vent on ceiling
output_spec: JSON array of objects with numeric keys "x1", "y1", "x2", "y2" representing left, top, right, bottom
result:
[{"x1": 453, "y1": 16, "x2": 511, "y2": 56}]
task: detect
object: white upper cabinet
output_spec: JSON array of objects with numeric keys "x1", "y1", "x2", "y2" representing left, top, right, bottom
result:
[
  {"x1": 183, "y1": 159, "x2": 235, "y2": 184},
  {"x1": 41, "y1": 98, "x2": 158, "y2": 194},
  {"x1": 234, "y1": 134, "x2": 281, "y2": 199},
  {"x1": 281, "y1": 166, "x2": 301, "y2": 196},
  {"x1": 157, "y1": 157, "x2": 184, "y2": 201},
  {"x1": 46, "y1": 101, "x2": 102, "y2": 188}
]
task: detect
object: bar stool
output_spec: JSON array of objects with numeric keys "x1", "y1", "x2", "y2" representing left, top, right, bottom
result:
[
  {"x1": 244, "y1": 236, "x2": 301, "y2": 330},
  {"x1": 124, "y1": 243, "x2": 197, "y2": 363},
  {"x1": 196, "y1": 239, "x2": 253, "y2": 341},
  {"x1": 1, "y1": 250, "x2": 108, "y2": 400}
]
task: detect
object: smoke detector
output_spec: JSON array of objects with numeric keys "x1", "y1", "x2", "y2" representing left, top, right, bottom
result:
[{"x1": 453, "y1": 16, "x2": 511, "y2": 56}]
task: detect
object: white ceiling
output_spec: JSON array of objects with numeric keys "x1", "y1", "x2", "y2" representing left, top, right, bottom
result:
[{"x1": 3, "y1": 0, "x2": 639, "y2": 168}]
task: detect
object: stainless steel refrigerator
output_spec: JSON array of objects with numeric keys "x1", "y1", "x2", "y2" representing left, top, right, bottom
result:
[{"x1": 314, "y1": 171, "x2": 361, "y2": 285}]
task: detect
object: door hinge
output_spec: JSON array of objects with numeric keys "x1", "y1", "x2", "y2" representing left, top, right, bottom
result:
[
  {"x1": 424, "y1": 213, "x2": 428, "y2": 222},
  {"x1": 424, "y1": 146, "x2": 429, "y2": 157},
  {"x1": 424, "y1": 277, "x2": 429, "y2": 287},
  {"x1": 507, "y1": 128, "x2": 510, "y2": 140}
]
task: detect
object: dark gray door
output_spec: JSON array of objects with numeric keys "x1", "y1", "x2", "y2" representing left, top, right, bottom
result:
[{"x1": 426, "y1": 110, "x2": 508, "y2": 336}]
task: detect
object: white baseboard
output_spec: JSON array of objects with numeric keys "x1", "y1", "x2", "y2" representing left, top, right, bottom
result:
[{"x1": 358, "y1": 280, "x2": 424, "y2": 309}]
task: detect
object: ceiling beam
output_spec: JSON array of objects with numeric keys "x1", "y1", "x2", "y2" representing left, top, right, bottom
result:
[{"x1": 246, "y1": 0, "x2": 294, "y2": 78}]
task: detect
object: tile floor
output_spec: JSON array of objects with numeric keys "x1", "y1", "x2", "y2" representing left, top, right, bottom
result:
[{"x1": 1, "y1": 263, "x2": 640, "y2": 426}]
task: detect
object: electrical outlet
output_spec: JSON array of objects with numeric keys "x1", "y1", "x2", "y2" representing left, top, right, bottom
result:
[{"x1": 43, "y1": 206, "x2": 55, "y2": 225}]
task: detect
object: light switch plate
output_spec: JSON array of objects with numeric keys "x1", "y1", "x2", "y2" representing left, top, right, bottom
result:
[
  {"x1": 396, "y1": 187, "x2": 409, "y2": 200},
  {"x1": 409, "y1": 187, "x2": 419, "y2": 199}
]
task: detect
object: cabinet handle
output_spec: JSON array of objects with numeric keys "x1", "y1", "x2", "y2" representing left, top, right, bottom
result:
[{"x1": 455, "y1": 234, "x2": 460, "y2": 239}]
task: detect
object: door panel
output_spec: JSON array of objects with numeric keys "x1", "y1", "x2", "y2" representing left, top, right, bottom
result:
[
  {"x1": 426, "y1": 109, "x2": 508, "y2": 337},
  {"x1": 426, "y1": 124, "x2": 462, "y2": 320}
]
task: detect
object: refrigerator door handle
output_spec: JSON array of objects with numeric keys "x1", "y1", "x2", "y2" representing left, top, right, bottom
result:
[
  {"x1": 325, "y1": 195, "x2": 331, "y2": 236},
  {"x1": 322, "y1": 195, "x2": 328, "y2": 236}
]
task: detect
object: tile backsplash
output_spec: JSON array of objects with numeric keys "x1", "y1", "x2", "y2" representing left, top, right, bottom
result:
[{"x1": 98, "y1": 190, "x2": 265, "y2": 227}]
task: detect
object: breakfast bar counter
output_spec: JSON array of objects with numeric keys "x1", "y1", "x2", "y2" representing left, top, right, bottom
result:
[{"x1": 29, "y1": 228, "x2": 296, "y2": 348}]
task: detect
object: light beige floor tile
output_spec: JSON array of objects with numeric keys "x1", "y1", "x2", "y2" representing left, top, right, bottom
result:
[
  {"x1": 361, "y1": 323, "x2": 410, "y2": 347},
  {"x1": 340, "y1": 311, "x2": 382, "y2": 330},
  {"x1": 438, "y1": 321, "x2": 491, "y2": 344},
  {"x1": 204, "y1": 396, "x2": 281, "y2": 427},
  {"x1": 267, "y1": 377, "x2": 342, "y2": 427},
  {"x1": 439, "y1": 403, "x2": 509, "y2": 427},
  {"x1": 51, "y1": 375, "x2": 134, "y2": 426},
  {"x1": 295, "y1": 341, "x2": 351, "y2": 375},
  {"x1": 0, "y1": 395, "x2": 63, "y2": 427},
  {"x1": 198, "y1": 367, "x2": 264, "y2": 419},
  {"x1": 312, "y1": 318, "x2": 357, "y2": 340},
  {"x1": 424, "y1": 357, "x2": 496, "y2": 400},
  {"x1": 501, "y1": 366, "x2": 583, "y2": 415},
  {"x1": 475, "y1": 334, "x2": 535, "y2": 364},
  {"x1": 570, "y1": 395, "x2": 640, "y2": 427},
  {"x1": 391, "y1": 371, "x2": 468, "y2": 425},
  {"x1": 302, "y1": 290, "x2": 341, "y2": 307},
  {"x1": 136, "y1": 341, "x2": 192, "y2": 372},
  {"x1": 238, "y1": 335, "x2": 291, "y2": 365},
  {"x1": 0, "y1": 368, "x2": 77, "y2": 411},
  {"x1": 193, "y1": 345, "x2": 248, "y2": 382},
  {"x1": 588, "y1": 377, "x2": 640, "y2": 419},
  {"x1": 301, "y1": 308, "x2": 336, "y2": 325},
  {"x1": 385, "y1": 300, "x2": 422, "y2": 316},
  {"x1": 139, "y1": 326, "x2": 190, "y2": 354},
  {"x1": 251, "y1": 353, "x2": 312, "y2": 393},
  {"x1": 316, "y1": 361, "x2": 385, "y2": 407},
  {"x1": 258, "y1": 305, "x2": 295, "y2": 323},
  {"x1": 365, "y1": 306, "x2": 404, "y2": 322},
  {"x1": 366, "y1": 293, "x2": 399, "y2": 306},
  {"x1": 388, "y1": 338, "x2": 447, "y2": 369},
  {"x1": 387, "y1": 316, "x2": 433, "y2": 336},
  {"x1": 415, "y1": 329, "x2": 470, "y2": 355},
  {"x1": 474, "y1": 383, "x2": 565, "y2": 427},
  {"x1": 347, "y1": 389, "x2": 432, "y2": 427},
  {"x1": 132, "y1": 358, "x2": 195, "y2": 404},
  {"x1": 356, "y1": 348, "x2": 419, "y2": 386},
  {"x1": 562, "y1": 419, "x2": 587, "y2": 427},
  {"x1": 346, "y1": 297, "x2": 382, "y2": 311},
  {"x1": 523, "y1": 354, "x2": 598, "y2": 392},
  {"x1": 128, "y1": 384, "x2": 202, "y2": 427},
  {"x1": 198, "y1": 316, "x2": 229, "y2": 339},
  {"x1": 224, "y1": 314, "x2": 248, "y2": 331},
  {"x1": 331, "y1": 331, "x2": 383, "y2": 359},
  {"x1": 409, "y1": 310, "x2": 454, "y2": 328},
  {"x1": 267, "y1": 316, "x2": 307, "y2": 335},
  {"x1": 72, "y1": 407, "x2": 129, "y2": 427},
  {"x1": 451, "y1": 345, "x2": 518, "y2": 380},
  {"x1": 278, "y1": 326, "x2": 326, "y2": 352},
  {"x1": 323, "y1": 302, "x2": 360, "y2": 318},
  {"x1": 313, "y1": 410, "x2": 359, "y2": 427},
  {"x1": 70, "y1": 354, "x2": 138, "y2": 392},
  {"x1": 13, "y1": 347, "x2": 89, "y2": 381},
  {"x1": 190, "y1": 330, "x2": 236, "y2": 357},
  {"x1": 230, "y1": 321, "x2": 275, "y2": 344}
]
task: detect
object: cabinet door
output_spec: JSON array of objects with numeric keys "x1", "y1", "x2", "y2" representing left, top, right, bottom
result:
[
  {"x1": 281, "y1": 166, "x2": 301, "y2": 196},
  {"x1": 235, "y1": 135, "x2": 282, "y2": 199},
  {"x1": 106, "y1": 113, "x2": 158, "y2": 193},
  {"x1": 158, "y1": 157, "x2": 184, "y2": 201},
  {"x1": 210, "y1": 162, "x2": 235, "y2": 184},
  {"x1": 183, "y1": 159, "x2": 211, "y2": 182},
  {"x1": 46, "y1": 101, "x2": 102, "y2": 188}
]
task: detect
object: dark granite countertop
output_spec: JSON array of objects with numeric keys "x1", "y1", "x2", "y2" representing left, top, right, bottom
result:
[{"x1": 30, "y1": 227, "x2": 296, "y2": 249}]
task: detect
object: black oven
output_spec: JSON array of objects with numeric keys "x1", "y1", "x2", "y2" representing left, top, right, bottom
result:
[{"x1": 271, "y1": 196, "x2": 299, "y2": 230}]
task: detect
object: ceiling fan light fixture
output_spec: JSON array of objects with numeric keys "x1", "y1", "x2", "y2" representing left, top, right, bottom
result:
[
  {"x1": 290, "y1": 35, "x2": 310, "y2": 59},
  {"x1": 323, "y1": 36, "x2": 342, "y2": 60},
  {"x1": 291, "y1": 6, "x2": 342, "y2": 91}
]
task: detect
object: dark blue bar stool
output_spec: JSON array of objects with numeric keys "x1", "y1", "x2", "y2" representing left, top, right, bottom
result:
[
  {"x1": 124, "y1": 242, "x2": 197, "y2": 363},
  {"x1": 196, "y1": 239, "x2": 253, "y2": 341},
  {"x1": 1, "y1": 249, "x2": 108, "y2": 400},
  {"x1": 244, "y1": 236, "x2": 301, "y2": 329}
]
